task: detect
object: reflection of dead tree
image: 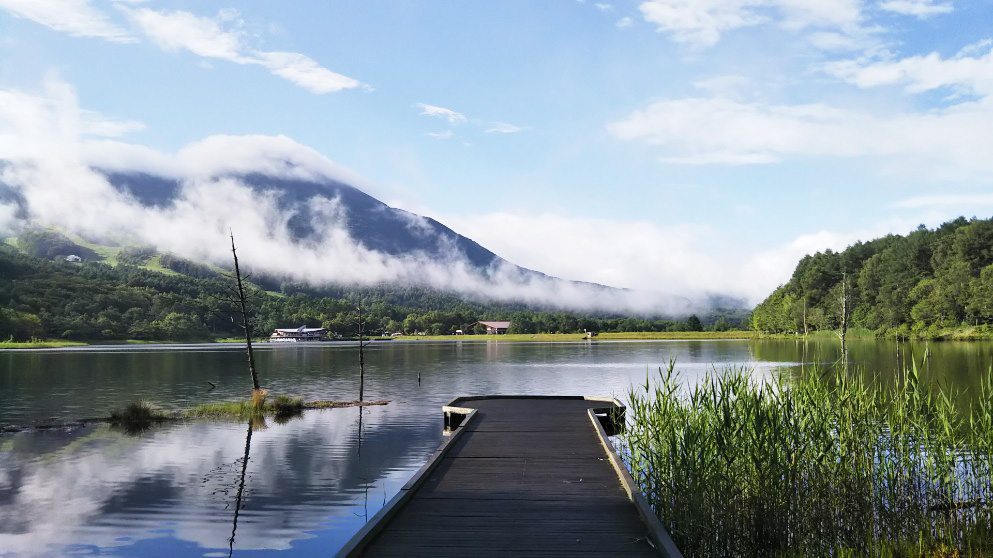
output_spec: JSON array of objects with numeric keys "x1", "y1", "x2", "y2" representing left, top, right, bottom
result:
[
  {"x1": 221, "y1": 230, "x2": 260, "y2": 392},
  {"x1": 357, "y1": 404, "x2": 364, "y2": 456},
  {"x1": 228, "y1": 420, "x2": 254, "y2": 557},
  {"x1": 355, "y1": 301, "x2": 369, "y2": 461},
  {"x1": 357, "y1": 302, "x2": 367, "y2": 402}
]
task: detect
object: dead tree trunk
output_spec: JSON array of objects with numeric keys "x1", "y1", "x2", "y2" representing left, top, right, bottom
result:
[
  {"x1": 357, "y1": 301, "x2": 366, "y2": 402},
  {"x1": 802, "y1": 298, "x2": 808, "y2": 336},
  {"x1": 230, "y1": 231, "x2": 260, "y2": 391},
  {"x1": 838, "y1": 271, "x2": 849, "y2": 370}
]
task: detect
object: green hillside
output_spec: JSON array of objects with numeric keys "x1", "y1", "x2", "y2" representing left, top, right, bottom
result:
[
  {"x1": 0, "y1": 233, "x2": 747, "y2": 342},
  {"x1": 752, "y1": 217, "x2": 993, "y2": 338}
]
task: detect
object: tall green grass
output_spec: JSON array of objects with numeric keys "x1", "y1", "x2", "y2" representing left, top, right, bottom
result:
[
  {"x1": 184, "y1": 394, "x2": 304, "y2": 420},
  {"x1": 625, "y1": 360, "x2": 993, "y2": 557}
]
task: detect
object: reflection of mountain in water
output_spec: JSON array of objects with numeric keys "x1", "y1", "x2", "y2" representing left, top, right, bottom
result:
[{"x1": 0, "y1": 405, "x2": 439, "y2": 555}]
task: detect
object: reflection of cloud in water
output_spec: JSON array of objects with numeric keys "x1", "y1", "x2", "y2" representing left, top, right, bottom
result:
[
  {"x1": 0, "y1": 404, "x2": 437, "y2": 555},
  {"x1": 0, "y1": 340, "x2": 791, "y2": 554}
]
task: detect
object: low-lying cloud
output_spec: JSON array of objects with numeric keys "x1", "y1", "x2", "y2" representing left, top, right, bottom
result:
[{"x1": 0, "y1": 79, "x2": 719, "y2": 316}]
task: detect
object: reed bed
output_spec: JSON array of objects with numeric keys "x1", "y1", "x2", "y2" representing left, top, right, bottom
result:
[{"x1": 624, "y1": 360, "x2": 993, "y2": 557}]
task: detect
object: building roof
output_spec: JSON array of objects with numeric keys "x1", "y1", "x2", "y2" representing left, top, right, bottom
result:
[
  {"x1": 476, "y1": 321, "x2": 511, "y2": 328},
  {"x1": 274, "y1": 326, "x2": 327, "y2": 333}
]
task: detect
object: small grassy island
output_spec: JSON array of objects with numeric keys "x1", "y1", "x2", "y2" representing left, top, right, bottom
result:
[{"x1": 0, "y1": 396, "x2": 390, "y2": 434}]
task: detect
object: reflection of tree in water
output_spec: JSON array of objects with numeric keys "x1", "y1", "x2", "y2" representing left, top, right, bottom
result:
[
  {"x1": 228, "y1": 417, "x2": 262, "y2": 557},
  {"x1": 355, "y1": 406, "x2": 369, "y2": 523}
]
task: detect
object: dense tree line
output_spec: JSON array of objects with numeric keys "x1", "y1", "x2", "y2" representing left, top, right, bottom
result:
[
  {"x1": 0, "y1": 244, "x2": 747, "y2": 342},
  {"x1": 752, "y1": 217, "x2": 993, "y2": 336}
]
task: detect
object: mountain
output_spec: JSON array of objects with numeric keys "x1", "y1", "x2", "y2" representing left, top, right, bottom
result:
[
  {"x1": 1, "y1": 161, "x2": 744, "y2": 316},
  {"x1": 102, "y1": 170, "x2": 521, "y2": 273}
]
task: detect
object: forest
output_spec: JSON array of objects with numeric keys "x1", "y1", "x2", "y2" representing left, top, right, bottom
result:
[
  {"x1": 752, "y1": 216, "x2": 993, "y2": 337},
  {"x1": 0, "y1": 235, "x2": 745, "y2": 341}
]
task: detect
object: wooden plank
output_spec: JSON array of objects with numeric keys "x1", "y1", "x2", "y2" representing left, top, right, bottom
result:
[
  {"x1": 395, "y1": 496, "x2": 642, "y2": 518},
  {"x1": 368, "y1": 530, "x2": 658, "y2": 554},
  {"x1": 447, "y1": 431, "x2": 606, "y2": 458},
  {"x1": 340, "y1": 396, "x2": 677, "y2": 557}
]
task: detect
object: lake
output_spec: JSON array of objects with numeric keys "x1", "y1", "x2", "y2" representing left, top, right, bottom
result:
[{"x1": 1, "y1": 338, "x2": 990, "y2": 556}]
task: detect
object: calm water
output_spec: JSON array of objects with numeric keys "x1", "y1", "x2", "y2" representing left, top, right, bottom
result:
[{"x1": 1, "y1": 338, "x2": 990, "y2": 556}]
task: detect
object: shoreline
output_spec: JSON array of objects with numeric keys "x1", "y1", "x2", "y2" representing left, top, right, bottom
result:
[
  {"x1": 5, "y1": 327, "x2": 992, "y2": 350},
  {"x1": 0, "y1": 331, "x2": 757, "y2": 350}
]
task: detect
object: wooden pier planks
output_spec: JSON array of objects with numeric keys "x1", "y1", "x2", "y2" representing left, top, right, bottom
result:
[{"x1": 339, "y1": 396, "x2": 679, "y2": 557}]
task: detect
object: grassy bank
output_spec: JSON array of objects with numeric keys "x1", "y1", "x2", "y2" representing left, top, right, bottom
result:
[
  {"x1": 393, "y1": 331, "x2": 755, "y2": 342},
  {"x1": 0, "y1": 339, "x2": 88, "y2": 349},
  {"x1": 759, "y1": 325, "x2": 993, "y2": 341},
  {"x1": 598, "y1": 330, "x2": 754, "y2": 340},
  {"x1": 0, "y1": 337, "x2": 270, "y2": 348},
  {"x1": 756, "y1": 328, "x2": 877, "y2": 340},
  {"x1": 625, "y1": 361, "x2": 993, "y2": 557}
]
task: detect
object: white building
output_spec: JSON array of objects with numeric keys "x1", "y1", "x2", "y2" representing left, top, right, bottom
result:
[{"x1": 269, "y1": 325, "x2": 330, "y2": 342}]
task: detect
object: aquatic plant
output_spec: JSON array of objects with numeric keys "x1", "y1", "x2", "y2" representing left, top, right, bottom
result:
[
  {"x1": 109, "y1": 400, "x2": 170, "y2": 423},
  {"x1": 624, "y1": 359, "x2": 993, "y2": 557},
  {"x1": 184, "y1": 395, "x2": 305, "y2": 420},
  {"x1": 108, "y1": 400, "x2": 172, "y2": 435}
]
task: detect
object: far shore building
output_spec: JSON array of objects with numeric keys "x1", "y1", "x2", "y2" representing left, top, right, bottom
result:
[
  {"x1": 269, "y1": 325, "x2": 330, "y2": 342},
  {"x1": 474, "y1": 321, "x2": 511, "y2": 334}
]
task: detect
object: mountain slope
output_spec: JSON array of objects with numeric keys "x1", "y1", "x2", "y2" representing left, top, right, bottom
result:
[
  {"x1": 751, "y1": 217, "x2": 993, "y2": 336},
  {"x1": 103, "y1": 171, "x2": 515, "y2": 272}
]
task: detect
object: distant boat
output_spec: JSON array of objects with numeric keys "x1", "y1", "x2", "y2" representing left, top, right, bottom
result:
[{"x1": 269, "y1": 325, "x2": 329, "y2": 342}]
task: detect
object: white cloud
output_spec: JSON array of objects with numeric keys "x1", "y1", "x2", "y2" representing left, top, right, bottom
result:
[
  {"x1": 896, "y1": 194, "x2": 993, "y2": 208},
  {"x1": 124, "y1": 7, "x2": 247, "y2": 61},
  {"x1": 639, "y1": 0, "x2": 767, "y2": 46},
  {"x1": 415, "y1": 103, "x2": 467, "y2": 125},
  {"x1": 825, "y1": 45, "x2": 993, "y2": 96},
  {"x1": 637, "y1": 0, "x2": 864, "y2": 47},
  {"x1": 439, "y1": 211, "x2": 931, "y2": 304},
  {"x1": 0, "y1": 75, "x2": 144, "y2": 160},
  {"x1": 121, "y1": 7, "x2": 365, "y2": 94},
  {"x1": 0, "y1": 0, "x2": 366, "y2": 96},
  {"x1": 807, "y1": 30, "x2": 872, "y2": 51},
  {"x1": 0, "y1": 0, "x2": 134, "y2": 42},
  {"x1": 607, "y1": 95, "x2": 993, "y2": 178},
  {"x1": 958, "y1": 38, "x2": 993, "y2": 58},
  {"x1": 616, "y1": 16, "x2": 634, "y2": 28},
  {"x1": 0, "y1": 78, "x2": 710, "y2": 315},
  {"x1": 692, "y1": 74, "x2": 751, "y2": 97},
  {"x1": 441, "y1": 211, "x2": 721, "y2": 295},
  {"x1": 878, "y1": 0, "x2": 953, "y2": 18},
  {"x1": 255, "y1": 51, "x2": 364, "y2": 94},
  {"x1": 416, "y1": 106, "x2": 525, "y2": 138},
  {"x1": 596, "y1": 3, "x2": 614, "y2": 11},
  {"x1": 484, "y1": 122, "x2": 524, "y2": 133}
]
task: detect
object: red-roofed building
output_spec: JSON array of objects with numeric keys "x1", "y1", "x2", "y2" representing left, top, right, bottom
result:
[{"x1": 474, "y1": 321, "x2": 510, "y2": 334}]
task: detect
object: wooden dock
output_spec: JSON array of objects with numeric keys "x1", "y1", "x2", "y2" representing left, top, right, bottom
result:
[{"x1": 339, "y1": 396, "x2": 681, "y2": 557}]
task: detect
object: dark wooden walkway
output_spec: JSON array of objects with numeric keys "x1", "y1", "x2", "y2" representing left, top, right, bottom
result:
[{"x1": 339, "y1": 396, "x2": 680, "y2": 557}]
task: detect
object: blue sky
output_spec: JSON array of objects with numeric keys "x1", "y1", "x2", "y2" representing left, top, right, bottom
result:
[{"x1": 1, "y1": 0, "x2": 991, "y2": 304}]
